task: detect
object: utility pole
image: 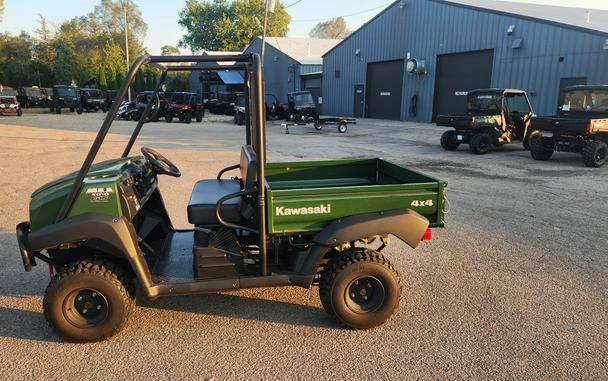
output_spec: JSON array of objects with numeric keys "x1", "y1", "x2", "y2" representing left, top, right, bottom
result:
[
  {"x1": 123, "y1": 0, "x2": 131, "y2": 101},
  {"x1": 261, "y1": 0, "x2": 276, "y2": 65}
]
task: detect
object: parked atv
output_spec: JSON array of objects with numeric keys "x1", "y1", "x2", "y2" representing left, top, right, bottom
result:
[
  {"x1": 0, "y1": 95, "x2": 23, "y2": 116},
  {"x1": 530, "y1": 85, "x2": 608, "y2": 167},
  {"x1": 286, "y1": 91, "x2": 318, "y2": 123},
  {"x1": 234, "y1": 92, "x2": 246, "y2": 125},
  {"x1": 16, "y1": 87, "x2": 45, "y2": 108},
  {"x1": 265, "y1": 93, "x2": 286, "y2": 120},
  {"x1": 80, "y1": 88, "x2": 106, "y2": 112},
  {"x1": 50, "y1": 85, "x2": 82, "y2": 114},
  {"x1": 117, "y1": 100, "x2": 137, "y2": 120},
  {"x1": 208, "y1": 92, "x2": 238, "y2": 115},
  {"x1": 15, "y1": 53, "x2": 446, "y2": 342},
  {"x1": 436, "y1": 89, "x2": 535, "y2": 154},
  {"x1": 104, "y1": 90, "x2": 119, "y2": 111},
  {"x1": 132, "y1": 91, "x2": 168, "y2": 121},
  {"x1": 165, "y1": 92, "x2": 204, "y2": 123}
]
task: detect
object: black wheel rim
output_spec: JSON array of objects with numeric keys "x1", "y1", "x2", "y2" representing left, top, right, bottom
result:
[
  {"x1": 344, "y1": 276, "x2": 385, "y2": 314},
  {"x1": 596, "y1": 146, "x2": 607, "y2": 163},
  {"x1": 479, "y1": 136, "x2": 490, "y2": 151},
  {"x1": 62, "y1": 288, "x2": 110, "y2": 329}
]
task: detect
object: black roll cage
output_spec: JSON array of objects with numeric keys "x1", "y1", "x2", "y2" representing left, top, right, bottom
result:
[{"x1": 53, "y1": 53, "x2": 270, "y2": 276}]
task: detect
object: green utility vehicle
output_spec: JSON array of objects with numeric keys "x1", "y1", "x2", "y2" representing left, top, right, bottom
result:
[
  {"x1": 16, "y1": 54, "x2": 447, "y2": 342},
  {"x1": 50, "y1": 85, "x2": 83, "y2": 114}
]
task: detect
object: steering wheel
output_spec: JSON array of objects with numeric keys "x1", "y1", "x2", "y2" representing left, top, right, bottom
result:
[{"x1": 141, "y1": 147, "x2": 181, "y2": 177}]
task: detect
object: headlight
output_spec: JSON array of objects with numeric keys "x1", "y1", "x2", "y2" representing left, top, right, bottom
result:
[{"x1": 0, "y1": 104, "x2": 5, "y2": 108}]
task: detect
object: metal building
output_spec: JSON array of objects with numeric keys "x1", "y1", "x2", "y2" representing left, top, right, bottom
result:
[
  {"x1": 244, "y1": 37, "x2": 341, "y2": 106},
  {"x1": 322, "y1": 0, "x2": 608, "y2": 122},
  {"x1": 188, "y1": 51, "x2": 244, "y2": 99}
]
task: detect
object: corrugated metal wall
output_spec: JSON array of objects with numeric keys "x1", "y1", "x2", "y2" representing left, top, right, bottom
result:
[
  {"x1": 245, "y1": 39, "x2": 302, "y2": 103},
  {"x1": 322, "y1": 0, "x2": 608, "y2": 121}
]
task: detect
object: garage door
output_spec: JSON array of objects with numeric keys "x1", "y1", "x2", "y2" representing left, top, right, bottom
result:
[
  {"x1": 433, "y1": 50, "x2": 494, "y2": 120},
  {"x1": 366, "y1": 60, "x2": 404, "y2": 120},
  {"x1": 302, "y1": 75, "x2": 322, "y2": 113}
]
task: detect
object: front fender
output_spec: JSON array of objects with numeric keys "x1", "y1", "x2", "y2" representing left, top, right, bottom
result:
[{"x1": 28, "y1": 213, "x2": 154, "y2": 290}]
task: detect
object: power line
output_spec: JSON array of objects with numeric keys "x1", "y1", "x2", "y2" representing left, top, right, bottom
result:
[
  {"x1": 290, "y1": 3, "x2": 391, "y2": 23},
  {"x1": 284, "y1": 0, "x2": 304, "y2": 9}
]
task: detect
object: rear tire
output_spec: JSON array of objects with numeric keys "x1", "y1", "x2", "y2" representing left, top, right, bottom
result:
[
  {"x1": 338, "y1": 123, "x2": 347, "y2": 133},
  {"x1": 56, "y1": 107, "x2": 61, "y2": 115},
  {"x1": 43, "y1": 259, "x2": 135, "y2": 342},
  {"x1": 196, "y1": 111, "x2": 203, "y2": 122},
  {"x1": 440, "y1": 131, "x2": 460, "y2": 151},
  {"x1": 185, "y1": 112, "x2": 192, "y2": 124},
  {"x1": 582, "y1": 140, "x2": 608, "y2": 168},
  {"x1": 17, "y1": 108, "x2": 23, "y2": 116},
  {"x1": 469, "y1": 133, "x2": 492, "y2": 154},
  {"x1": 165, "y1": 112, "x2": 173, "y2": 123},
  {"x1": 530, "y1": 136, "x2": 554, "y2": 161},
  {"x1": 319, "y1": 248, "x2": 401, "y2": 329}
]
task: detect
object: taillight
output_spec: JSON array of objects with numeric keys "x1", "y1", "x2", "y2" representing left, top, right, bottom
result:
[
  {"x1": 587, "y1": 121, "x2": 594, "y2": 133},
  {"x1": 422, "y1": 228, "x2": 432, "y2": 241},
  {"x1": 468, "y1": 117, "x2": 474, "y2": 126}
]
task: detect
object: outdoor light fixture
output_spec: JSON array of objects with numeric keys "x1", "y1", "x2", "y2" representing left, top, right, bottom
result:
[
  {"x1": 507, "y1": 25, "x2": 515, "y2": 35},
  {"x1": 398, "y1": 0, "x2": 406, "y2": 9},
  {"x1": 355, "y1": 49, "x2": 361, "y2": 56},
  {"x1": 406, "y1": 58, "x2": 426, "y2": 75},
  {"x1": 603, "y1": 39, "x2": 608, "y2": 50}
]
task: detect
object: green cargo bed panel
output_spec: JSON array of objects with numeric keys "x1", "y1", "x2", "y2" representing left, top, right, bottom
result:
[{"x1": 266, "y1": 159, "x2": 446, "y2": 234}]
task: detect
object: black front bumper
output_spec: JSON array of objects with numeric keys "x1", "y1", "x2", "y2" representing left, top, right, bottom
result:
[{"x1": 16, "y1": 222, "x2": 36, "y2": 272}]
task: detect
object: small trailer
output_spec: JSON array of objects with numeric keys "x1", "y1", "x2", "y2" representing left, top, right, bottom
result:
[{"x1": 282, "y1": 117, "x2": 357, "y2": 134}]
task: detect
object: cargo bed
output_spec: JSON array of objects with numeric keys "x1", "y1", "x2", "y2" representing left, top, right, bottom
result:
[
  {"x1": 265, "y1": 158, "x2": 446, "y2": 234},
  {"x1": 532, "y1": 115, "x2": 608, "y2": 135}
]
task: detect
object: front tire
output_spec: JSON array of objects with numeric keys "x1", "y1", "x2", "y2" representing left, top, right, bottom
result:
[
  {"x1": 43, "y1": 259, "x2": 135, "y2": 342},
  {"x1": 469, "y1": 133, "x2": 492, "y2": 154},
  {"x1": 523, "y1": 130, "x2": 540, "y2": 151},
  {"x1": 319, "y1": 248, "x2": 401, "y2": 329},
  {"x1": 582, "y1": 140, "x2": 608, "y2": 168},
  {"x1": 440, "y1": 130, "x2": 460, "y2": 150},
  {"x1": 338, "y1": 123, "x2": 347, "y2": 133},
  {"x1": 530, "y1": 136, "x2": 554, "y2": 161}
]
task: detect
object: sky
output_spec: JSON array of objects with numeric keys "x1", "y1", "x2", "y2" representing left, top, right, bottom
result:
[{"x1": 1, "y1": 0, "x2": 608, "y2": 55}]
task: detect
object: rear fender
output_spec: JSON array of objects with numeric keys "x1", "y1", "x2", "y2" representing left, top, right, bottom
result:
[
  {"x1": 28, "y1": 213, "x2": 154, "y2": 291},
  {"x1": 294, "y1": 209, "x2": 429, "y2": 283}
]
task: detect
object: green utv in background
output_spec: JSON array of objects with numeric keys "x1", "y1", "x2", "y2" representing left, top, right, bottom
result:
[
  {"x1": 50, "y1": 85, "x2": 82, "y2": 114},
  {"x1": 16, "y1": 53, "x2": 447, "y2": 342}
]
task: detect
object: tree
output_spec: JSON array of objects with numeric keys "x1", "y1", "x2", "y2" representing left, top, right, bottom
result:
[
  {"x1": 309, "y1": 17, "x2": 350, "y2": 39},
  {"x1": 91, "y1": 0, "x2": 148, "y2": 64},
  {"x1": 161, "y1": 45, "x2": 181, "y2": 56},
  {"x1": 98, "y1": 66, "x2": 108, "y2": 89},
  {"x1": 0, "y1": 32, "x2": 37, "y2": 86},
  {"x1": 0, "y1": 0, "x2": 4, "y2": 23},
  {"x1": 178, "y1": 0, "x2": 291, "y2": 52},
  {"x1": 133, "y1": 70, "x2": 145, "y2": 92}
]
